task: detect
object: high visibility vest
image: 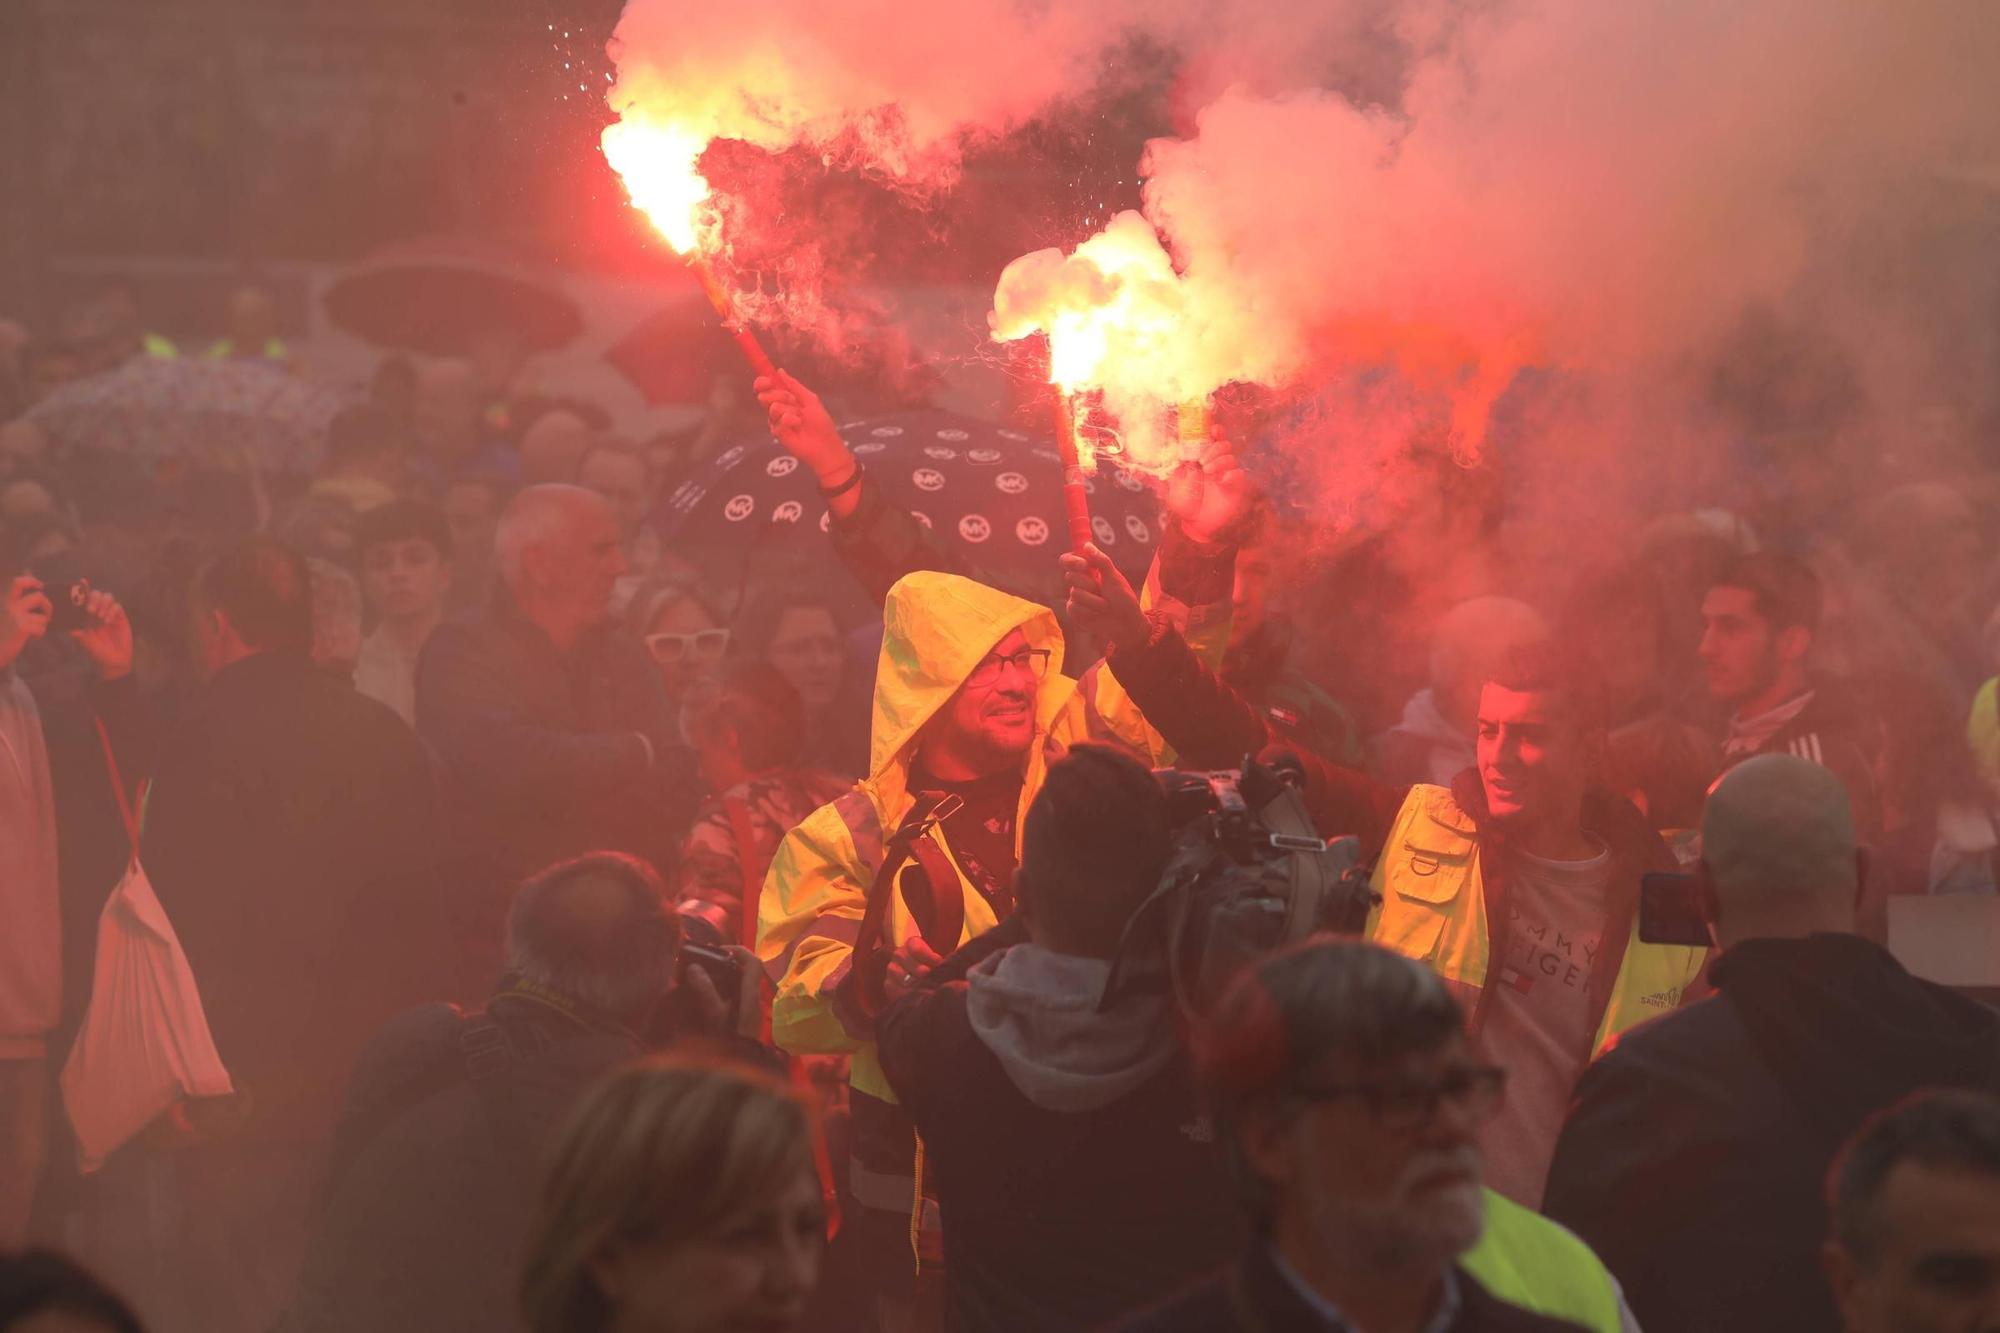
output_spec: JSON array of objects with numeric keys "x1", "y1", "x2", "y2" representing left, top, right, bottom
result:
[
  {"x1": 1366, "y1": 784, "x2": 1705, "y2": 1053},
  {"x1": 1465, "y1": 1189, "x2": 1625, "y2": 1333}
]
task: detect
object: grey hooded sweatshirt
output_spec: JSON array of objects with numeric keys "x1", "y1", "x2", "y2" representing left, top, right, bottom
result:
[{"x1": 877, "y1": 924, "x2": 1241, "y2": 1333}]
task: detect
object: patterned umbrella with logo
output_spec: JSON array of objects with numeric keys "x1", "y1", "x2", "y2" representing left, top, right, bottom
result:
[{"x1": 654, "y1": 409, "x2": 1166, "y2": 608}]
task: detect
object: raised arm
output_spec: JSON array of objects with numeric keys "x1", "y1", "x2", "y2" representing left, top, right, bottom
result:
[{"x1": 755, "y1": 369, "x2": 969, "y2": 605}]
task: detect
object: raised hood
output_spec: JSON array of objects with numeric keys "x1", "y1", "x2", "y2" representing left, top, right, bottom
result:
[{"x1": 869, "y1": 571, "x2": 1064, "y2": 782}]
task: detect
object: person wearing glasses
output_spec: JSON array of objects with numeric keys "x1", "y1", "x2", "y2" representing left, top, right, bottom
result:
[
  {"x1": 1121, "y1": 939, "x2": 1635, "y2": 1333},
  {"x1": 629, "y1": 581, "x2": 730, "y2": 712},
  {"x1": 757, "y1": 556, "x2": 1236, "y2": 1328}
]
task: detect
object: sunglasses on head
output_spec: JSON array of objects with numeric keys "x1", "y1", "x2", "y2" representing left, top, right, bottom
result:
[{"x1": 645, "y1": 628, "x2": 730, "y2": 664}]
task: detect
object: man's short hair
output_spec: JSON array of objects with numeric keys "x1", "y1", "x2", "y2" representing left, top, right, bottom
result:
[
  {"x1": 323, "y1": 403, "x2": 411, "y2": 468},
  {"x1": 1713, "y1": 551, "x2": 1822, "y2": 635},
  {"x1": 1484, "y1": 637, "x2": 1611, "y2": 734},
  {"x1": 683, "y1": 662, "x2": 805, "y2": 774},
  {"x1": 1197, "y1": 940, "x2": 1464, "y2": 1223},
  {"x1": 1828, "y1": 1089, "x2": 2000, "y2": 1268},
  {"x1": 1017, "y1": 744, "x2": 1174, "y2": 957},
  {"x1": 494, "y1": 484, "x2": 594, "y2": 588},
  {"x1": 196, "y1": 535, "x2": 313, "y2": 656},
  {"x1": 353, "y1": 498, "x2": 454, "y2": 565},
  {"x1": 506, "y1": 853, "x2": 681, "y2": 1025}
]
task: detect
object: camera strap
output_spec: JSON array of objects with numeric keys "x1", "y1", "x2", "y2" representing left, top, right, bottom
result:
[
  {"x1": 1263, "y1": 786, "x2": 1334, "y2": 945},
  {"x1": 851, "y1": 791, "x2": 965, "y2": 1017}
]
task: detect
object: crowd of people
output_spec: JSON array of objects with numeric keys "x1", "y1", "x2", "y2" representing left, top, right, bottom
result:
[{"x1": 4, "y1": 282, "x2": 2000, "y2": 1333}]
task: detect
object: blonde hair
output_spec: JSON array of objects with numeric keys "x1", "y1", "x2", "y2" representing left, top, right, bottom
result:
[{"x1": 520, "y1": 1054, "x2": 815, "y2": 1333}]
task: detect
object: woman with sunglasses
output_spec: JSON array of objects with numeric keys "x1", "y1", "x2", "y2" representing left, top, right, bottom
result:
[{"x1": 628, "y1": 581, "x2": 731, "y2": 712}]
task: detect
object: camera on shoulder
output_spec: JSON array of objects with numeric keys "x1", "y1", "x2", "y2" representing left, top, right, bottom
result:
[{"x1": 1101, "y1": 753, "x2": 1378, "y2": 1016}]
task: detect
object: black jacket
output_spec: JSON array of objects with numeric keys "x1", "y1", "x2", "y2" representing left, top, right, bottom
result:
[
  {"x1": 283, "y1": 993, "x2": 642, "y2": 1333},
  {"x1": 1721, "y1": 680, "x2": 1882, "y2": 839},
  {"x1": 877, "y1": 922, "x2": 1241, "y2": 1333},
  {"x1": 142, "y1": 650, "x2": 453, "y2": 1146},
  {"x1": 1543, "y1": 933, "x2": 2000, "y2": 1333},
  {"x1": 415, "y1": 595, "x2": 701, "y2": 966},
  {"x1": 1117, "y1": 1250, "x2": 1591, "y2": 1333}
]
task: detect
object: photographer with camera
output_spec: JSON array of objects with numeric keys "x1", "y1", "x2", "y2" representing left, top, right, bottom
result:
[
  {"x1": 1542, "y1": 755, "x2": 2000, "y2": 1333},
  {"x1": 874, "y1": 744, "x2": 1240, "y2": 1332},
  {"x1": 285, "y1": 852, "x2": 764, "y2": 1333},
  {"x1": 1, "y1": 553, "x2": 144, "y2": 1245},
  {"x1": 1065, "y1": 548, "x2": 1707, "y2": 1208}
]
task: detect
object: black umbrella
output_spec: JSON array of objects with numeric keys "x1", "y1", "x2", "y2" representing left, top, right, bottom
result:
[
  {"x1": 323, "y1": 238, "x2": 584, "y2": 356},
  {"x1": 654, "y1": 409, "x2": 1167, "y2": 608}
]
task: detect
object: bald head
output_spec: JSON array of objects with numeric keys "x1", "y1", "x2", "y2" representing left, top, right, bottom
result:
[
  {"x1": 506, "y1": 853, "x2": 679, "y2": 1025},
  {"x1": 518, "y1": 409, "x2": 593, "y2": 485},
  {"x1": 1431, "y1": 596, "x2": 1550, "y2": 731},
  {"x1": 1700, "y1": 754, "x2": 1860, "y2": 947}
]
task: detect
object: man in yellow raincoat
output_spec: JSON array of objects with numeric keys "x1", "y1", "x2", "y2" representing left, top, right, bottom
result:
[{"x1": 758, "y1": 558, "x2": 1230, "y2": 1306}]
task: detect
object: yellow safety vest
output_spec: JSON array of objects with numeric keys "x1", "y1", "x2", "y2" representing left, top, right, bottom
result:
[
  {"x1": 1366, "y1": 784, "x2": 1705, "y2": 1053},
  {"x1": 1465, "y1": 1189, "x2": 1625, "y2": 1333}
]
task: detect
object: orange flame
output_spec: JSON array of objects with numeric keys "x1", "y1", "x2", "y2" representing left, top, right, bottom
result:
[
  {"x1": 601, "y1": 120, "x2": 712, "y2": 255},
  {"x1": 991, "y1": 211, "x2": 1238, "y2": 468}
]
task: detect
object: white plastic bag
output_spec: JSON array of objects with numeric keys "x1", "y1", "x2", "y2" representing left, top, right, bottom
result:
[{"x1": 60, "y1": 725, "x2": 233, "y2": 1172}]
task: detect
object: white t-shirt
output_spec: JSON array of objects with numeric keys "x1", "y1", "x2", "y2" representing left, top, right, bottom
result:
[{"x1": 1474, "y1": 839, "x2": 1611, "y2": 1208}]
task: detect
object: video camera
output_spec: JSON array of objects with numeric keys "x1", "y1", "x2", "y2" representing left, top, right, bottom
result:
[{"x1": 1101, "y1": 754, "x2": 1378, "y2": 1017}]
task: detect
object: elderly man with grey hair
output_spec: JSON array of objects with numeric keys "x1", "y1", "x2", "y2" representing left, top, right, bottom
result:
[
  {"x1": 1122, "y1": 938, "x2": 1635, "y2": 1333},
  {"x1": 287, "y1": 852, "x2": 762, "y2": 1333},
  {"x1": 1544, "y1": 755, "x2": 2000, "y2": 1333},
  {"x1": 417, "y1": 484, "x2": 701, "y2": 988}
]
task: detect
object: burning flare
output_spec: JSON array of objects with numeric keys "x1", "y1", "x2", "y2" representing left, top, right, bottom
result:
[
  {"x1": 600, "y1": 116, "x2": 777, "y2": 379},
  {"x1": 991, "y1": 211, "x2": 1239, "y2": 469},
  {"x1": 600, "y1": 120, "x2": 713, "y2": 255}
]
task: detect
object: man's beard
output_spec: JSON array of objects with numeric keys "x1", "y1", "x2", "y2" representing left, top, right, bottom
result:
[{"x1": 1299, "y1": 1142, "x2": 1487, "y2": 1271}]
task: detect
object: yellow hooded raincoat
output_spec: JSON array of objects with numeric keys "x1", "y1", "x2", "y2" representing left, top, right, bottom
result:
[{"x1": 757, "y1": 569, "x2": 1217, "y2": 1207}]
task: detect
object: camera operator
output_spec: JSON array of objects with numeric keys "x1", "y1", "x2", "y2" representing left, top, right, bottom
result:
[
  {"x1": 1122, "y1": 939, "x2": 1626, "y2": 1333},
  {"x1": 284, "y1": 852, "x2": 763, "y2": 1333},
  {"x1": 1065, "y1": 547, "x2": 1706, "y2": 1208},
  {"x1": 1543, "y1": 755, "x2": 2000, "y2": 1333},
  {"x1": 874, "y1": 744, "x2": 1241, "y2": 1332}
]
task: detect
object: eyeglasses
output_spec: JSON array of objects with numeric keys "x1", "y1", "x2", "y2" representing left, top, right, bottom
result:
[
  {"x1": 965, "y1": 646, "x2": 1052, "y2": 688},
  {"x1": 646, "y1": 628, "x2": 730, "y2": 665},
  {"x1": 1295, "y1": 1064, "x2": 1507, "y2": 1133}
]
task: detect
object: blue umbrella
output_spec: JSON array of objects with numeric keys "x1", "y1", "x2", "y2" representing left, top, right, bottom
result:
[{"x1": 27, "y1": 356, "x2": 351, "y2": 476}]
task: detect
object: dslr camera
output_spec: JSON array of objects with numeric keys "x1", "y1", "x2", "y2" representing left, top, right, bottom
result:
[
  {"x1": 1102, "y1": 754, "x2": 1377, "y2": 1017},
  {"x1": 661, "y1": 906, "x2": 750, "y2": 1036}
]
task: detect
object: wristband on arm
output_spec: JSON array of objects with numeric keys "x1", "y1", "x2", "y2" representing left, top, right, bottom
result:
[{"x1": 817, "y1": 460, "x2": 864, "y2": 500}]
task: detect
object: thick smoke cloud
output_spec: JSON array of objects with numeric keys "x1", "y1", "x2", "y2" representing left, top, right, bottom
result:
[{"x1": 605, "y1": 0, "x2": 2000, "y2": 496}]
